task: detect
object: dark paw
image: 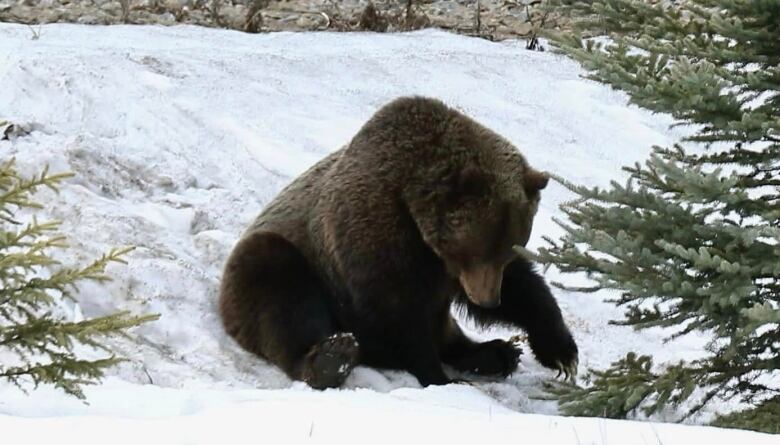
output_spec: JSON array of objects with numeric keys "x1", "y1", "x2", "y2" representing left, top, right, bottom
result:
[
  {"x1": 450, "y1": 339, "x2": 522, "y2": 377},
  {"x1": 416, "y1": 373, "x2": 455, "y2": 387},
  {"x1": 528, "y1": 326, "x2": 578, "y2": 381},
  {"x1": 302, "y1": 333, "x2": 360, "y2": 389}
]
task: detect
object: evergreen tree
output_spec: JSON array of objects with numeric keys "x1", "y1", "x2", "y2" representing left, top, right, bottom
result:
[
  {"x1": 0, "y1": 159, "x2": 157, "y2": 399},
  {"x1": 533, "y1": 0, "x2": 780, "y2": 431}
]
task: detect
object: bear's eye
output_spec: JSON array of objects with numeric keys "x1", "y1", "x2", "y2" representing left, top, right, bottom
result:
[{"x1": 445, "y1": 211, "x2": 466, "y2": 229}]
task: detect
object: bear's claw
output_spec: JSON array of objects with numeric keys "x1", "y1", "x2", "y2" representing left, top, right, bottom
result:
[{"x1": 554, "y1": 358, "x2": 578, "y2": 383}]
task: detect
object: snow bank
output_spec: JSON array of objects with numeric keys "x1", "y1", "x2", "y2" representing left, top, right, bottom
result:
[{"x1": 2, "y1": 379, "x2": 778, "y2": 445}]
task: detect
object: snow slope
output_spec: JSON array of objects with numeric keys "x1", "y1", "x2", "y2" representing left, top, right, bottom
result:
[{"x1": 0, "y1": 23, "x2": 775, "y2": 443}]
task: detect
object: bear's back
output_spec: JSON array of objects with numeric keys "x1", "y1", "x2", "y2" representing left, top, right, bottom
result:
[{"x1": 246, "y1": 149, "x2": 344, "y2": 260}]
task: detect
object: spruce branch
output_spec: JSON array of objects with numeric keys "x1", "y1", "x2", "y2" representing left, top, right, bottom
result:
[{"x1": 0, "y1": 160, "x2": 157, "y2": 399}]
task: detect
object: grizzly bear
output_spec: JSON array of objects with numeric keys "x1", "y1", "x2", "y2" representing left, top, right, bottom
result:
[{"x1": 219, "y1": 96, "x2": 578, "y2": 389}]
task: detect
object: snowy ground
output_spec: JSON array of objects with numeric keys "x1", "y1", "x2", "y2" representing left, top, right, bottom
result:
[{"x1": 0, "y1": 23, "x2": 776, "y2": 443}]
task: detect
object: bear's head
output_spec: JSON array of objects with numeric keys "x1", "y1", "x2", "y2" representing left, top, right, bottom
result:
[{"x1": 404, "y1": 135, "x2": 548, "y2": 308}]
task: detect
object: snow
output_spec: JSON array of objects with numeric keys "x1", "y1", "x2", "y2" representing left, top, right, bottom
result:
[
  {"x1": 2, "y1": 379, "x2": 778, "y2": 445},
  {"x1": 0, "y1": 23, "x2": 776, "y2": 443}
]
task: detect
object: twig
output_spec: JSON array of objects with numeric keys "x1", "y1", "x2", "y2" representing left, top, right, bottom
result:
[
  {"x1": 475, "y1": 0, "x2": 482, "y2": 35},
  {"x1": 27, "y1": 24, "x2": 42, "y2": 40},
  {"x1": 320, "y1": 12, "x2": 331, "y2": 29}
]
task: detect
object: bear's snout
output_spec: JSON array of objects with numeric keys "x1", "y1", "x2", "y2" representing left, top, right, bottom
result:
[{"x1": 459, "y1": 264, "x2": 503, "y2": 308}]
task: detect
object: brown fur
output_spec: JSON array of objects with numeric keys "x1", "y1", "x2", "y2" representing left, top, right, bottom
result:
[{"x1": 219, "y1": 96, "x2": 577, "y2": 388}]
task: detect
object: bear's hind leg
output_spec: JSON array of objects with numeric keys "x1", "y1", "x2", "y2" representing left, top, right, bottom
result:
[
  {"x1": 300, "y1": 332, "x2": 360, "y2": 389},
  {"x1": 219, "y1": 231, "x2": 359, "y2": 389}
]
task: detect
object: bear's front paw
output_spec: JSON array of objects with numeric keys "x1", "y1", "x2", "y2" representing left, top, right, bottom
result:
[
  {"x1": 528, "y1": 326, "x2": 578, "y2": 382},
  {"x1": 451, "y1": 339, "x2": 522, "y2": 377}
]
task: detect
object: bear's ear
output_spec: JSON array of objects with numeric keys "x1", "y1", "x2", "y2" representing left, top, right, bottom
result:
[
  {"x1": 457, "y1": 165, "x2": 488, "y2": 197},
  {"x1": 524, "y1": 170, "x2": 549, "y2": 196}
]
